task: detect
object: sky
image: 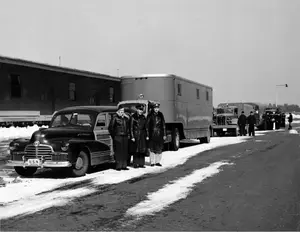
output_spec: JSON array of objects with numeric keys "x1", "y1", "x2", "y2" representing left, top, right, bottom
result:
[{"x1": 0, "y1": 0, "x2": 299, "y2": 106}]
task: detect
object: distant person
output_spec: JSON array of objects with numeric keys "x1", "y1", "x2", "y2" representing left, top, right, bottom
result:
[
  {"x1": 146, "y1": 102, "x2": 166, "y2": 167},
  {"x1": 288, "y1": 113, "x2": 293, "y2": 130},
  {"x1": 247, "y1": 111, "x2": 256, "y2": 136},
  {"x1": 238, "y1": 111, "x2": 247, "y2": 136},
  {"x1": 129, "y1": 104, "x2": 147, "y2": 168},
  {"x1": 275, "y1": 108, "x2": 281, "y2": 130},
  {"x1": 108, "y1": 106, "x2": 130, "y2": 171}
]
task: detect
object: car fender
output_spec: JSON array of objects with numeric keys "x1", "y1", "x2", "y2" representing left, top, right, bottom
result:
[{"x1": 68, "y1": 139, "x2": 110, "y2": 162}]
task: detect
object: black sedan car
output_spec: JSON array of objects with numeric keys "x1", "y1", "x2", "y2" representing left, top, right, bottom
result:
[{"x1": 7, "y1": 106, "x2": 117, "y2": 177}]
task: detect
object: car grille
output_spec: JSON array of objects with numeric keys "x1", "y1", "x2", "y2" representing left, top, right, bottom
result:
[
  {"x1": 22, "y1": 144, "x2": 53, "y2": 161},
  {"x1": 11, "y1": 145, "x2": 69, "y2": 162},
  {"x1": 25, "y1": 144, "x2": 53, "y2": 155},
  {"x1": 52, "y1": 153, "x2": 68, "y2": 161},
  {"x1": 11, "y1": 153, "x2": 52, "y2": 161}
]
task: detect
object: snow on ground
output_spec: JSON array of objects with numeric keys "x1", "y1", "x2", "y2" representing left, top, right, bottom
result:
[
  {"x1": 288, "y1": 129, "x2": 299, "y2": 134},
  {"x1": 0, "y1": 125, "x2": 48, "y2": 141},
  {"x1": 0, "y1": 187, "x2": 94, "y2": 220},
  {"x1": 125, "y1": 161, "x2": 233, "y2": 219},
  {"x1": 0, "y1": 136, "x2": 251, "y2": 220}
]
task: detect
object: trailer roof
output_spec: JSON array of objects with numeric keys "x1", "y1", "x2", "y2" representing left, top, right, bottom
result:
[
  {"x1": 121, "y1": 74, "x2": 213, "y2": 89},
  {"x1": 56, "y1": 105, "x2": 118, "y2": 113},
  {"x1": 0, "y1": 55, "x2": 120, "y2": 82}
]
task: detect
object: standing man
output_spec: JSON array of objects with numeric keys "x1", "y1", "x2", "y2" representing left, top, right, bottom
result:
[
  {"x1": 288, "y1": 113, "x2": 293, "y2": 130},
  {"x1": 238, "y1": 111, "x2": 247, "y2": 136},
  {"x1": 129, "y1": 104, "x2": 147, "y2": 168},
  {"x1": 108, "y1": 106, "x2": 130, "y2": 171},
  {"x1": 146, "y1": 102, "x2": 166, "y2": 167},
  {"x1": 247, "y1": 111, "x2": 256, "y2": 136}
]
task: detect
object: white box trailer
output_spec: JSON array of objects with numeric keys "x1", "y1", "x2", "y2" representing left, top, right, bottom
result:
[{"x1": 118, "y1": 74, "x2": 213, "y2": 151}]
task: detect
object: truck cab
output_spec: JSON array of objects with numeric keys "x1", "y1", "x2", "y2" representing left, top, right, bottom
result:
[{"x1": 213, "y1": 105, "x2": 239, "y2": 136}]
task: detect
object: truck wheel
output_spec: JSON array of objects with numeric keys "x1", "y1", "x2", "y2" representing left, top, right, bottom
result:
[
  {"x1": 171, "y1": 128, "x2": 180, "y2": 151},
  {"x1": 233, "y1": 128, "x2": 238, "y2": 137},
  {"x1": 203, "y1": 131, "x2": 211, "y2": 143},
  {"x1": 70, "y1": 150, "x2": 90, "y2": 177},
  {"x1": 14, "y1": 167, "x2": 37, "y2": 177}
]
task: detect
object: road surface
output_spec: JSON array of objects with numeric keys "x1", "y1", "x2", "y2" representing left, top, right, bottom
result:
[{"x1": 1, "y1": 128, "x2": 300, "y2": 231}]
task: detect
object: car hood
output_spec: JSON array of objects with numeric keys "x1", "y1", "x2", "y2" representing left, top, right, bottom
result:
[{"x1": 30, "y1": 127, "x2": 94, "y2": 143}]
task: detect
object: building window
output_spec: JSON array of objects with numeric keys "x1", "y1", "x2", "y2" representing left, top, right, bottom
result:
[
  {"x1": 69, "y1": 82, "x2": 76, "y2": 101},
  {"x1": 89, "y1": 96, "x2": 95, "y2": 105},
  {"x1": 177, "y1": 83, "x2": 182, "y2": 96},
  {"x1": 41, "y1": 93, "x2": 48, "y2": 101},
  {"x1": 109, "y1": 87, "x2": 115, "y2": 103},
  {"x1": 10, "y1": 74, "x2": 21, "y2": 98},
  {"x1": 196, "y1": 89, "x2": 200, "y2": 99},
  {"x1": 206, "y1": 90, "x2": 209, "y2": 101}
]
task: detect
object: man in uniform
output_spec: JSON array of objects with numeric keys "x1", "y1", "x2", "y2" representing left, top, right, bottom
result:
[
  {"x1": 247, "y1": 111, "x2": 256, "y2": 136},
  {"x1": 288, "y1": 113, "x2": 293, "y2": 130},
  {"x1": 238, "y1": 111, "x2": 247, "y2": 136}
]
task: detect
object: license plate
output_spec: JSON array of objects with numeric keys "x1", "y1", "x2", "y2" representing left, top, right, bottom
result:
[
  {"x1": 223, "y1": 128, "x2": 227, "y2": 131},
  {"x1": 26, "y1": 159, "x2": 41, "y2": 166}
]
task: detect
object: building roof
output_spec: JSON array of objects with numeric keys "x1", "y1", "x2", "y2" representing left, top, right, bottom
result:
[
  {"x1": 56, "y1": 105, "x2": 118, "y2": 114},
  {"x1": 0, "y1": 54, "x2": 120, "y2": 82}
]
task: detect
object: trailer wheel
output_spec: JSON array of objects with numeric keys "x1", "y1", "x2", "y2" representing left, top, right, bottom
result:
[
  {"x1": 171, "y1": 128, "x2": 180, "y2": 151},
  {"x1": 233, "y1": 128, "x2": 238, "y2": 137},
  {"x1": 202, "y1": 131, "x2": 211, "y2": 143},
  {"x1": 14, "y1": 167, "x2": 37, "y2": 177},
  {"x1": 69, "y1": 150, "x2": 90, "y2": 177}
]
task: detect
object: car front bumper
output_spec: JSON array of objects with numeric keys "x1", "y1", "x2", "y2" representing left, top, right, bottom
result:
[
  {"x1": 7, "y1": 151, "x2": 72, "y2": 168},
  {"x1": 6, "y1": 160, "x2": 72, "y2": 168}
]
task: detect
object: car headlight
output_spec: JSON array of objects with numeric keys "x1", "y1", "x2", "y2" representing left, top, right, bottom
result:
[
  {"x1": 9, "y1": 143, "x2": 19, "y2": 151},
  {"x1": 61, "y1": 143, "x2": 69, "y2": 151}
]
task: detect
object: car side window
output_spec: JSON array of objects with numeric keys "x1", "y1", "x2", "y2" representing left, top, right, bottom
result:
[
  {"x1": 107, "y1": 113, "x2": 114, "y2": 125},
  {"x1": 96, "y1": 114, "x2": 106, "y2": 129}
]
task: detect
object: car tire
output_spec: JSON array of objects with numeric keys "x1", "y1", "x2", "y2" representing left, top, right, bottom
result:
[
  {"x1": 14, "y1": 167, "x2": 37, "y2": 177},
  {"x1": 70, "y1": 150, "x2": 90, "y2": 177},
  {"x1": 171, "y1": 128, "x2": 180, "y2": 151}
]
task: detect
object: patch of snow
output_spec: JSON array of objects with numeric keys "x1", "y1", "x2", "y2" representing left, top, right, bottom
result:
[
  {"x1": 125, "y1": 161, "x2": 233, "y2": 218},
  {"x1": 0, "y1": 125, "x2": 48, "y2": 141},
  {"x1": 90, "y1": 137, "x2": 247, "y2": 186},
  {"x1": 0, "y1": 187, "x2": 95, "y2": 220},
  {"x1": 0, "y1": 126, "x2": 274, "y2": 219},
  {"x1": 289, "y1": 129, "x2": 298, "y2": 134},
  {"x1": 0, "y1": 136, "x2": 250, "y2": 219}
]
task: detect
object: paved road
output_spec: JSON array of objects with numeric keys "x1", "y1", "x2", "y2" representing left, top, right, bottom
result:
[{"x1": 1, "y1": 128, "x2": 300, "y2": 231}]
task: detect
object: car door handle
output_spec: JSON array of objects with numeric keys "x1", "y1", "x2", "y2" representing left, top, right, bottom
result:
[{"x1": 77, "y1": 133, "x2": 90, "y2": 136}]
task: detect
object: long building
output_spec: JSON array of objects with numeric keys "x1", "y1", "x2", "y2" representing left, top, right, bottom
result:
[{"x1": 0, "y1": 55, "x2": 121, "y2": 117}]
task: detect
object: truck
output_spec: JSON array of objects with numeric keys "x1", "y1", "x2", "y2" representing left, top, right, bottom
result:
[
  {"x1": 117, "y1": 74, "x2": 213, "y2": 151},
  {"x1": 0, "y1": 111, "x2": 53, "y2": 127},
  {"x1": 257, "y1": 107, "x2": 285, "y2": 130},
  {"x1": 212, "y1": 102, "x2": 256, "y2": 136}
]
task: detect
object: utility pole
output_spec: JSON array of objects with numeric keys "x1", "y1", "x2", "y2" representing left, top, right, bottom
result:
[
  {"x1": 275, "y1": 84, "x2": 288, "y2": 107},
  {"x1": 59, "y1": 56, "x2": 61, "y2": 66}
]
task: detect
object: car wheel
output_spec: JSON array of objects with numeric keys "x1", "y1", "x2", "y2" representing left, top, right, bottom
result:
[
  {"x1": 14, "y1": 167, "x2": 37, "y2": 177},
  {"x1": 171, "y1": 128, "x2": 180, "y2": 151},
  {"x1": 70, "y1": 150, "x2": 90, "y2": 177}
]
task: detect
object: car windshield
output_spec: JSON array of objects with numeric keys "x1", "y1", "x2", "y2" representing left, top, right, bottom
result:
[
  {"x1": 118, "y1": 103, "x2": 147, "y2": 115},
  {"x1": 50, "y1": 112, "x2": 96, "y2": 128},
  {"x1": 216, "y1": 108, "x2": 234, "y2": 114}
]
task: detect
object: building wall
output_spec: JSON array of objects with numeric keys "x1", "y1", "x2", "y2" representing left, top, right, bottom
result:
[{"x1": 0, "y1": 63, "x2": 121, "y2": 115}]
